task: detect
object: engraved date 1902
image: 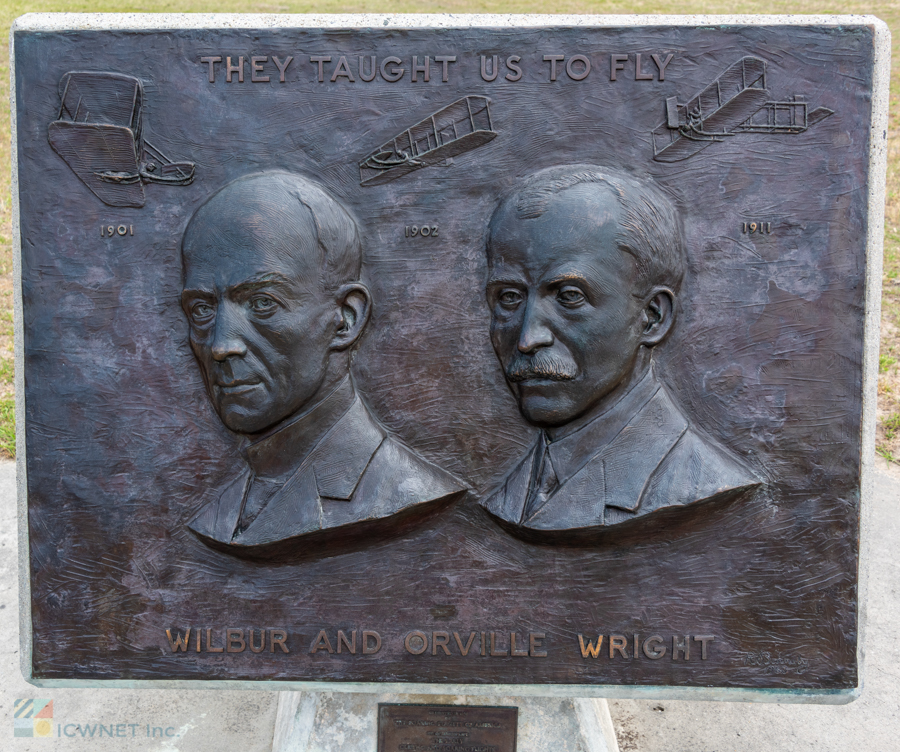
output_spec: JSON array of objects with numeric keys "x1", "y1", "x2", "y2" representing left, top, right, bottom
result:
[{"x1": 405, "y1": 225, "x2": 438, "y2": 237}]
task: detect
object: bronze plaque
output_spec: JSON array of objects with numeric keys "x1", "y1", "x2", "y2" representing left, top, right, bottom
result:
[
  {"x1": 378, "y1": 705, "x2": 517, "y2": 752},
  {"x1": 12, "y1": 15, "x2": 885, "y2": 698}
]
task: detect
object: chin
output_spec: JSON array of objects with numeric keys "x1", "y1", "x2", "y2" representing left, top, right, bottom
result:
[
  {"x1": 517, "y1": 397, "x2": 578, "y2": 428},
  {"x1": 217, "y1": 404, "x2": 275, "y2": 435},
  {"x1": 511, "y1": 381, "x2": 577, "y2": 426}
]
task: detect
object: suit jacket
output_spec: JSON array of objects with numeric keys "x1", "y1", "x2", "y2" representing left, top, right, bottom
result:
[
  {"x1": 482, "y1": 370, "x2": 760, "y2": 532},
  {"x1": 189, "y1": 381, "x2": 465, "y2": 553}
]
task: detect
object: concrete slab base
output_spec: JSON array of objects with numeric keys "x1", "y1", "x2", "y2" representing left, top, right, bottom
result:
[{"x1": 271, "y1": 692, "x2": 619, "y2": 752}]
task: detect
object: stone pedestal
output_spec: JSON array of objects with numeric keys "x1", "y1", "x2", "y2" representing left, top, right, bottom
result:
[{"x1": 271, "y1": 692, "x2": 619, "y2": 752}]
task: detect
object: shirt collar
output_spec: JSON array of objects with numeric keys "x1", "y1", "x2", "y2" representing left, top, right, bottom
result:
[
  {"x1": 242, "y1": 376, "x2": 355, "y2": 480},
  {"x1": 544, "y1": 368, "x2": 660, "y2": 485}
]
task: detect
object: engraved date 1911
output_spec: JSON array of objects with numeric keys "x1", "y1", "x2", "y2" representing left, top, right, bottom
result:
[
  {"x1": 742, "y1": 221, "x2": 772, "y2": 235},
  {"x1": 101, "y1": 224, "x2": 134, "y2": 237},
  {"x1": 405, "y1": 224, "x2": 438, "y2": 237}
]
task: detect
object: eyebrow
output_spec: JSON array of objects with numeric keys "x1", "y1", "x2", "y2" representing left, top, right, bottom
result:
[
  {"x1": 181, "y1": 287, "x2": 213, "y2": 300},
  {"x1": 183, "y1": 272, "x2": 295, "y2": 296},
  {"x1": 545, "y1": 272, "x2": 589, "y2": 286},
  {"x1": 486, "y1": 276, "x2": 525, "y2": 287},
  {"x1": 228, "y1": 272, "x2": 295, "y2": 293},
  {"x1": 181, "y1": 272, "x2": 299, "y2": 306},
  {"x1": 486, "y1": 271, "x2": 593, "y2": 289}
]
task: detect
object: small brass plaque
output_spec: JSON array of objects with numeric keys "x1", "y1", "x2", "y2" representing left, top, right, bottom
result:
[{"x1": 378, "y1": 704, "x2": 518, "y2": 752}]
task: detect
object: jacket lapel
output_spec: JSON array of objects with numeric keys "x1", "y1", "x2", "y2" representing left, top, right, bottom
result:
[
  {"x1": 524, "y1": 454, "x2": 606, "y2": 529},
  {"x1": 525, "y1": 387, "x2": 688, "y2": 530},
  {"x1": 599, "y1": 387, "x2": 688, "y2": 512},
  {"x1": 482, "y1": 440, "x2": 538, "y2": 525},
  {"x1": 187, "y1": 470, "x2": 250, "y2": 544},
  {"x1": 228, "y1": 397, "x2": 384, "y2": 546},
  {"x1": 229, "y1": 465, "x2": 321, "y2": 547},
  {"x1": 311, "y1": 397, "x2": 385, "y2": 500}
]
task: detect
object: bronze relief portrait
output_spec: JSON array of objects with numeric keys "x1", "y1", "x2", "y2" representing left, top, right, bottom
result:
[
  {"x1": 482, "y1": 166, "x2": 760, "y2": 533},
  {"x1": 181, "y1": 172, "x2": 465, "y2": 556}
]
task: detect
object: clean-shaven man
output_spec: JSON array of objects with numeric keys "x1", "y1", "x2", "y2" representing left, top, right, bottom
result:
[{"x1": 182, "y1": 172, "x2": 465, "y2": 556}]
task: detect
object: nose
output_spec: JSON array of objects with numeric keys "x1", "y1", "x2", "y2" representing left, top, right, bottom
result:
[
  {"x1": 210, "y1": 302, "x2": 248, "y2": 362},
  {"x1": 517, "y1": 299, "x2": 554, "y2": 353}
]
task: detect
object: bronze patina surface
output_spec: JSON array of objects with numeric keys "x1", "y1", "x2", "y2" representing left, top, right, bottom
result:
[{"x1": 14, "y1": 18, "x2": 877, "y2": 692}]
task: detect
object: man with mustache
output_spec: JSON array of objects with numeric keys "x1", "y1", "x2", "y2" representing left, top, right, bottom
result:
[
  {"x1": 481, "y1": 165, "x2": 759, "y2": 534},
  {"x1": 181, "y1": 172, "x2": 465, "y2": 556}
]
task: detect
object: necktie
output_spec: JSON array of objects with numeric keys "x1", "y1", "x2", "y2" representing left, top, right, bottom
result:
[
  {"x1": 523, "y1": 435, "x2": 559, "y2": 521},
  {"x1": 235, "y1": 475, "x2": 281, "y2": 537}
]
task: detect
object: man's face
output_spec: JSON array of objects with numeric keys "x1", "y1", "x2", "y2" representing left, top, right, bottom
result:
[
  {"x1": 182, "y1": 208, "x2": 336, "y2": 435},
  {"x1": 486, "y1": 184, "x2": 648, "y2": 428}
]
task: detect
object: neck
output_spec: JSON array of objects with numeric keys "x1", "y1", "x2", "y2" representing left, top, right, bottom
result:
[
  {"x1": 242, "y1": 373, "x2": 355, "y2": 479},
  {"x1": 546, "y1": 351, "x2": 652, "y2": 441}
]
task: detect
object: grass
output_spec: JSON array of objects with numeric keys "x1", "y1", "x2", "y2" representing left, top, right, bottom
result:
[
  {"x1": 1, "y1": 1, "x2": 900, "y2": 460},
  {"x1": 883, "y1": 411, "x2": 900, "y2": 437},
  {"x1": 0, "y1": 399, "x2": 13, "y2": 458}
]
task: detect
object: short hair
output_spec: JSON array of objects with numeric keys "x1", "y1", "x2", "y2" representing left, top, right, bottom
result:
[
  {"x1": 182, "y1": 171, "x2": 361, "y2": 292},
  {"x1": 488, "y1": 165, "x2": 686, "y2": 294}
]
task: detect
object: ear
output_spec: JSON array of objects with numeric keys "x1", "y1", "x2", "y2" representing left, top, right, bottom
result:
[
  {"x1": 331, "y1": 283, "x2": 371, "y2": 350},
  {"x1": 640, "y1": 287, "x2": 676, "y2": 347}
]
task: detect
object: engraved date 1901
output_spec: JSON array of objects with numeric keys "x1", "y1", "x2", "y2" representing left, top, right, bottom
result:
[
  {"x1": 101, "y1": 224, "x2": 134, "y2": 237},
  {"x1": 405, "y1": 225, "x2": 438, "y2": 237}
]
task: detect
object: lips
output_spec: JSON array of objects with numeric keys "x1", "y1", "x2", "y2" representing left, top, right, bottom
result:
[{"x1": 216, "y1": 379, "x2": 261, "y2": 395}]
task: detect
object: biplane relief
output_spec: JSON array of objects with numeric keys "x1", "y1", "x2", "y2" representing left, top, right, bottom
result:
[
  {"x1": 481, "y1": 165, "x2": 761, "y2": 535},
  {"x1": 359, "y1": 95, "x2": 497, "y2": 186},
  {"x1": 651, "y1": 57, "x2": 834, "y2": 162},
  {"x1": 48, "y1": 71, "x2": 196, "y2": 208},
  {"x1": 181, "y1": 172, "x2": 466, "y2": 558}
]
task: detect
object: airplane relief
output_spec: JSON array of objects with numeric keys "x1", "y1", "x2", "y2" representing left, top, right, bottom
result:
[{"x1": 651, "y1": 56, "x2": 834, "y2": 162}]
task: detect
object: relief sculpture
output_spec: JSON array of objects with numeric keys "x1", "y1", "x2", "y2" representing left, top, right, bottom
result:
[
  {"x1": 48, "y1": 71, "x2": 195, "y2": 207},
  {"x1": 481, "y1": 165, "x2": 761, "y2": 534},
  {"x1": 359, "y1": 95, "x2": 497, "y2": 185},
  {"x1": 651, "y1": 57, "x2": 834, "y2": 162},
  {"x1": 181, "y1": 172, "x2": 466, "y2": 557},
  {"x1": 16, "y1": 20, "x2": 874, "y2": 692}
]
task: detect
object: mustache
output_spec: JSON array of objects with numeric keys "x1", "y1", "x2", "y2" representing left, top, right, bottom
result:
[{"x1": 505, "y1": 350, "x2": 578, "y2": 382}]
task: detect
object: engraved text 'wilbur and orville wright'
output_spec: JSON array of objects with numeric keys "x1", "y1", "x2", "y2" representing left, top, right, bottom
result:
[{"x1": 14, "y1": 18, "x2": 879, "y2": 693}]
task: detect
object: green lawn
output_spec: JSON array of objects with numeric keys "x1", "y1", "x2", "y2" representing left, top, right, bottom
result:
[{"x1": 2, "y1": 1, "x2": 899, "y2": 460}]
